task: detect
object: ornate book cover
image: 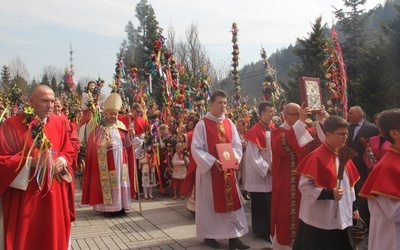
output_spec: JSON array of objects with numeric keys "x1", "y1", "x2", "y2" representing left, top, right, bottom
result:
[
  {"x1": 299, "y1": 77, "x2": 323, "y2": 114},
  {"x1": 216, "y1": 143, "x2": 238, "y2": 170}
]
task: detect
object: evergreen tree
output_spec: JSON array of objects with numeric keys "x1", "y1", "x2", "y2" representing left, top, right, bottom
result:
[
  {"x1": 8, "y1": 56, "x2": 30, "y2": 95},
  {"x1": 76, "y1": 82, "x2": 83, "y2": 96},
  {"x1": 123, "y1": 0, "x2": 159, "y2": 70},
  {"x1": 378, "y1": 3, "x2": 400, "y2": 109},
  {"x1": 122, "y1": 0, "x2": 160, "y2": 106},
  {"x1": 349, "y1": 3, "x2": 400, "y2": 118},
  {"x1": 284, "y1": 16, "x2": 329, "y2": 104},
  {"x1": 356, "y1": 35, "x2": 388, "y2": 117},
  {"x1": 333, "y1": 0, "x2": 374, "y2": 105},
  {"x1": 41, "y1": 73, "x2": 51, "y2": 86},
  {"x1": 1, "y1": 65, "x2": 12, "y2": 92},
  {"x1": 50, "y1": 75, "x2": 60, "y2": 95},
  {"x1": 135, "y1": 0, "x2": 159, "y2": 67},
  {"x1": 11, "y1": 74, "x2": 28, "y2": 95},
  {"x1": 30, "y1": 78, "x2": 39, "y2": 91}
]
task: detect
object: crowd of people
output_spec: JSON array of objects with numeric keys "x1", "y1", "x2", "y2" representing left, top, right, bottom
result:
[{"x1": 0, "y1": 84, "x2": 399, "y2": 250}]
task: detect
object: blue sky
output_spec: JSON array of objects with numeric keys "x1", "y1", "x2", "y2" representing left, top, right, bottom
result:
[{"x1": 0, "y1": 0, "x2": 383, "y2": 91}]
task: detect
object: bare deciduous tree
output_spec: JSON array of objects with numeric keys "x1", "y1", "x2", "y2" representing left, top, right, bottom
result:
[
  {"x1": 166, "y1": 25, "x2": 176, "y2": 53},
  {"x1": 173, "y1": 22, "x2": 214, "y2": 87},
  {"x1": 8, "y1": 56, "x2": 29, "y2": 94},
  {"x1": 9, "y1": 56, "x2": 29, "y2": 80},
  {"x1": 42, "y1": 65, "x2": 63, "y2": 83}
]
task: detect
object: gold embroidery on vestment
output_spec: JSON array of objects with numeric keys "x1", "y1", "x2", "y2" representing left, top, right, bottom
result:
[
  {"x1": 122, "y1": 164, "x2": 128, "y2": 181},
  {"x1": 281, "y1": 133, "x2": 298, "y2": 246},
  {"x1": 98, "y1": 134, "x2": 113, "y2": 204},
  {"x1": 217, "y1": 122, "x2": 236, "y2": 212}
]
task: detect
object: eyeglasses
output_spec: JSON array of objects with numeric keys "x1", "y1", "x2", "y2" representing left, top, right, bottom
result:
[
  {"x1": 286, "y1": 112, "x2": 299, "y2": 117},
  {"x1": 332, "y1": 132, "x2": 349, "y2": 137}
]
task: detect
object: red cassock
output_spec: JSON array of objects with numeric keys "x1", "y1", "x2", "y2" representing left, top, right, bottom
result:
[{"x1": 0, "y1": 115, "x2": 75, "y2": 250}]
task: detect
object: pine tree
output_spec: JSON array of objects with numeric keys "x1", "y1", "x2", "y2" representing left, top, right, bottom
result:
[
  {"x1": 123, "y1": 0, "x2": 160, "y2": 70},
  {"x1": 121, "y1": 0, "x2": 160, "y2": 106},
  {"x1": 346, "y1": 2, "x2": 400, "y2": 117},
  {"x1": 10, "y1": 75, "x2": 28, "y2": 96},
  {"x1": 378, "y1": 3, "x2": 400, "y2": 109},
  {"x1": 41, "y1": 74, "x2": 51, "y2": 86},
  {"x1": 76, "y1": 82, "x2": 83, "y2": 96},
  {"x1": 1, "y1": 65, "x2": 12, "y2": 92},
  {"x1": 30, "y1": 78, "x2": 39, "y2": 90},
  {"x1": 284, "y1": 16, "x2": 329, "y2": 104},
  {"x1": 333, "y1": 0, "x2": 374, "y2": 105},
  {"x1": 50, "y1": 76, "x2": 60, "y2": 95}
]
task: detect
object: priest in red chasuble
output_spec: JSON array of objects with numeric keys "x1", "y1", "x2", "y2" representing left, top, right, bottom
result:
[
  {"x1": 359, "y1": 109, "x2": 400, "y2": 250},
  {"x1": 0, "y1": 85, "x2": 75, "y2": 250},
  {"x1": 270, "y1": 102, "x2": 327, "y2": 249},
  {"x1": 82, "y1": 93, "x2": 135, "y2": 216},
  {"x1": 293, "y1": 115, "x2": 359, "y2": 250},
  {"x1": 191, "y1": 89, "x2": 249, "y2": 250}
]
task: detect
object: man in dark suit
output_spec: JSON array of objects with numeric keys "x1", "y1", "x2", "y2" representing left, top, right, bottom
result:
[{"x1": 347, "y1": 106, "x2": 379, "y2": 226}]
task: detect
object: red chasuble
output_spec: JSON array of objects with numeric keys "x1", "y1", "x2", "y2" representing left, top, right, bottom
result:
[
  {"x1": 203, "y1": 117, "x2": 241, "y2": 213},
  {"x1": 359, "y1": 146, "x2": 400, "y2": 200},
  {"x1": 270, "y1": 126, "x2": 308, "y2": 246},
  {"x1": 295, "y1": 143, "x2": 360, "y2": 189},
  {"x1": 0, "y1": 115, "x2": 75, "y2": 250}
]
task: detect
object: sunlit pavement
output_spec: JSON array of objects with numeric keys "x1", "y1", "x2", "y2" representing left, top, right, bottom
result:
[{"x1": 71, "y1": 182, "x2": 368, "y2": 250}]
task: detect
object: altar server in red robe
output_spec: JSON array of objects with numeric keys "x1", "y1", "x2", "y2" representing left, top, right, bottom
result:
[
  {"x1": 359, "y1": 108, "x2": 400, "y2": 250},
  {"x1": 0, "y1": 85, "x2": 75, "y2": 250},
  {"x1": 243, "y1": 101, "x2": 275, "y2": 241},
  {"x1": 293, "y1": 115, "x2": 360, "y2": 250}
]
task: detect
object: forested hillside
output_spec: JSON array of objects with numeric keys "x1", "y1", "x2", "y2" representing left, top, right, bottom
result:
[{"x1": 236, "y1": 0, "x2": 400, "y2": 114}]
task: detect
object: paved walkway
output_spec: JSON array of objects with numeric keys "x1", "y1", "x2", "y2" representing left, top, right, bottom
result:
[{"x1": 71, "y1": 184, "x2": 368, "y2": 250}]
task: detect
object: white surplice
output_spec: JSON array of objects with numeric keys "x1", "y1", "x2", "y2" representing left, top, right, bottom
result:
[
  {"x1": 298, "y1": 157, "x2": 355, "y2": 230},
  {"x1": 244, "y1": 131, "x2": 272, "y2": 193},
  {"x1": 368, "y1": 196, "x2": 400, "y2": 250}
]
